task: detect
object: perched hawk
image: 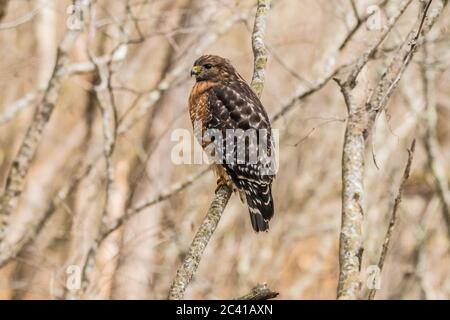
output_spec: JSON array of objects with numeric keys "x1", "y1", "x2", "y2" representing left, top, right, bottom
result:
[{"x1": 188, "y1": 55, "x2": 276, "y2": 232}]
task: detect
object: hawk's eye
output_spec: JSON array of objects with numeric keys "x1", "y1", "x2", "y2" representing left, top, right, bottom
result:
[{"x1": 203, "y1": 63, "x2": 213, "y2": 69}]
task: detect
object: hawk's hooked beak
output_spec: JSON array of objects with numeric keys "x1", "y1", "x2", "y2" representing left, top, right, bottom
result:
[{"x1": 191, "y1": 65, "x2": 202, "y2": 77}]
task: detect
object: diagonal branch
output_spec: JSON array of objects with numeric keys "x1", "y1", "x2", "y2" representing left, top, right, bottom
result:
[
  {"x1": 235, "y1": 283, "x2": 279, "y2": 300},
  {"x1": 168, "y1": 0, "x2": 272, "y2": 300},
  {"x1": 366, "y1": 0, "x2": 447, "y2": 134},
  {"x1": 338, "y1": 0, "x2": 388, "y2": 50},
  {"x1": 167, "y1": 185, "x2": 232, "y2": 300},
  {"x1": 78, "y1": 168, "x2": 209, "y2": 296},
  {"x1": 368, "y1": 140, "x2": 415, "y2": 300}
]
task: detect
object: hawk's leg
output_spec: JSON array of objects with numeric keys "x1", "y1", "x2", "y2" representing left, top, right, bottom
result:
[
  {"x1": 214, "y1": 167, "x2": 246, "y2": 203},
  {"x1": 215, "y1": 175, "x2": 233, "y2": 192},
  {"x1": 237, "y1": 189, "x2": 246, "y2": 204}
]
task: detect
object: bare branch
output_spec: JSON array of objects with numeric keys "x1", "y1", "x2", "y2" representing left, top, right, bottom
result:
[
  {"x1": 167, "y1": 185, "x2": 232, "y2": 300},
  {"x1": 368, "y1": 140, "x2": 416, "y2": 300},
  {"x1": 235, "y1": 283, "x2": 279, "y2": 300},
  {"x1": 334, "y1": 77, "x2": 365, "y2": 300},
  {"x1": 344, "y1": 0, "x2": 414, "y2": 89},
  {"x1": 78, "y1": 51, "x2": 119, "y2": 295},
  {"x1": 338, "y1": 0, "x2": 389, "y2": 50},
  {"x1": 331, "y1": 1, "x2": 413, "y2": 292},
  {"x1": 0, "y1": 89, "x2": 43, "y2": 126},
  {"x1": 250, "y1": 0, "x2": 270, "y2": 97},
  {"x1": 271, "y1": 67, "x2": 340, "y2": 123},
  {"x1": 0, "y1": 51, "x2": 129, "y2": 127},
  {"x1": 366, "y1": 0, "x2": 447, "y2": 134},
  {"x1": 0, "y1": 5, "x2": 41, "y2": 30}
]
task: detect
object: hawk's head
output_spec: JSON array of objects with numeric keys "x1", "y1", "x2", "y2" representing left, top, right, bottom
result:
[{"x1": 191, "y1": 55, "x2": 237, "y2": 82}]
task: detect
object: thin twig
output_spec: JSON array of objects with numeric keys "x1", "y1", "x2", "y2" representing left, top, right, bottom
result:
[
  {"x1": 167, "y1": 185, "x2": 233, "y2": 300},
  {"x1": 235, "y1": 283, "x2": 279, "y2": 300},
  {"x1": 78, "y1": 41, "x2": 119, "y2": 295},
  {"x1": 338, "y1": 0, "x2": 389, "y2": 50},
  {"x1": 0, "y1": 4, "x2": 42, "y2": 30},
  {"x1": 115, "y1": 168, "x2": 209, "y2": 234},
  {"x1": 366, "y1": 0, "x2": 446, "y2": 134},
  {"x1": 368, "y1": 140, "x2": 416, "y2": 300}
]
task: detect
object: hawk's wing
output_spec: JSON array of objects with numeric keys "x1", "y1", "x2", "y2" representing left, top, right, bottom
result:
[{"x1": 206, "y1": 81, "x2": 276, "y2": 231}]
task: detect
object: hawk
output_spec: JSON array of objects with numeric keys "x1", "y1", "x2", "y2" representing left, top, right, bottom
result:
[{"x1": 188, "y1": 55, "x2": 276, "y2": 232}]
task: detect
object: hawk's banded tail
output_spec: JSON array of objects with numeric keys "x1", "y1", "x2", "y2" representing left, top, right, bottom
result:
[{"x1": 242, "y1": 181, "x2": 274, "y2": 232}]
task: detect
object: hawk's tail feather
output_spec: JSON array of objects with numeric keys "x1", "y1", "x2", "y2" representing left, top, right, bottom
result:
[{"x1": 242, "y1": 182, "x2": 274, "y2": 232}]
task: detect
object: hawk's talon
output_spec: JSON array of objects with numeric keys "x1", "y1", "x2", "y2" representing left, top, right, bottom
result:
[{"x1": 215, "y1": 177, "x2": 231, "y2": 193}]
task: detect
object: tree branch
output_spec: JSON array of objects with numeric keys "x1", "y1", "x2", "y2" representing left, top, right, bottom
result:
[
  {"x1": 235, "y1": 283, "x2": 279, "y2": 300},
  {"x1": 366, "y1": 0, "x2": 447, "y2": 134},
  {"x1": 368, "y1": 140, "x2": 416, "y2": 300},
  {"x1": 334, "y1": 77, "x2": 366, "y2": 300},
  {"x1": 250, "y1": 0, "x2": 270, "y2": 97},
  {"x1": 0, "y1": 161, "x2": 93, "y2": 269},
  {"x1": 167, "y1": 185, "x2": 233, "y2": 300},
  {"x1": 0, "y1": 3, "x2": 41, "y2": 30},
  {"x1": 338, "y1": 0, "x2": 388, "y2": 50}
]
